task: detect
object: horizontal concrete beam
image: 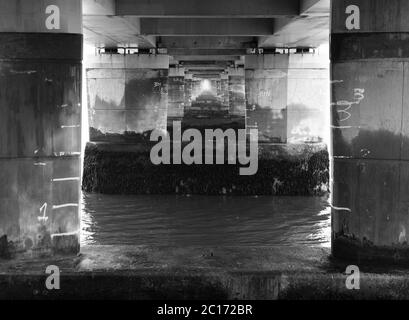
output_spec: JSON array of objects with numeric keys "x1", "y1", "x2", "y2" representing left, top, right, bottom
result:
[
  {"x1": 180, "y1": 61, "x2": 231, "y2": 66},
  {"x1": 259, "y1": 0, "x2": 329, "y2": 48},
  {"x1": 173, "y1": 55, "x2": 243, "y2": 62},
  {"x1": 300, "y1": 0, "x2": 329, "y2": 15},
  {"x1": 83, "y1": 15, "x2": 157, "y2": 47},
  {"x1": 168, "y1": 48, "x2": 249, "y2": 56},
  {"x1": 188, "y1": 69, "x2": 226, "y2": 74},
  {"x1": 140, "y1": 18, "x2": 274, "y2": 36},
  {"x1": 85, "y1": 54, "x2": 170, "y2": 69},
  {"x1": 160, "y1": 36, "x2": 256, "y2": 49},
  {"x1": 259, "y1": 15, "x2": 329, "y2": 48},
  {"x1": 117, "y1": 0, "x2": 299, "y2": 17},
  {"x1": 193, "y1": 74, "x2": 223, "y2": 79},
  {"x1": 83, "y1": 0, "x2": 115, "y2": 15}
]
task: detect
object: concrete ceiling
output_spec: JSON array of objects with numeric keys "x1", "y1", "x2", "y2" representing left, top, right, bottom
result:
[
  {"x1": 83, "y1": 0, "x2": 329, "y2": 50},
  {"x1": 83, "y1": 0, "x2": 329, "y2": 76}
]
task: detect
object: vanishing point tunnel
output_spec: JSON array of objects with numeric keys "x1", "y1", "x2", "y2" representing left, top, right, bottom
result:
[{"x1": 0, "y1": 0, "x2": 408, "y2": 263}]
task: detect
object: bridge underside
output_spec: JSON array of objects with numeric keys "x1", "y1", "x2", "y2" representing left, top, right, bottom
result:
[
  {"x1": 2, "y1": 0, "x2": 409, "y2": 265},
  {"x1": 82, "y1": 0, "x2": 330, "y2": 200}
]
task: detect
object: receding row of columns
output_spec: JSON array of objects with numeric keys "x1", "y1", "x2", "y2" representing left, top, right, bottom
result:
[{"x1": 2, "y1": 0, "x2": 404, "y2": 262}]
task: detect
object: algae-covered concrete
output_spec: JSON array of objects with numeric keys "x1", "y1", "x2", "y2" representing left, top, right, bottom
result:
[{"x1": 82, "y1": 142, "x2": 329, "y2": 196}]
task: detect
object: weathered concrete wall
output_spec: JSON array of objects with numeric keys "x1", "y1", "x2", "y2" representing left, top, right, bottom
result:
[
  {"x1": 245, "y1": 51, "x2": 329, "y2": 144},
  {"x1": 228, "y1": 67, "x2": 246, "y2": 118},
  {"x1": 246, "y1": 55, "x2": 289, "y2": 143},
  {"x1": 167, "y1": 67, "x2": 185, "y2": 127},
  {"x1": 184, "y1": 73, "x2": 193, "y2": 109},
  {"x1": 0, "y1": 0, "x2": 82, "y2": 257},
  {"x1": 220, "y1": 74, "x2": 230, "y2": 109},
  {"x1": 86, "y1": 55, "x2": 169, "y2": 142},
  {"x1": 331, "y1": 0, "x2": 409, "y2": 262}
]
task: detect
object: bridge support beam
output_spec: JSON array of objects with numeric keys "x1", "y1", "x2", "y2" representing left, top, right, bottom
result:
[
  {"x1": 331, "y1": 0, "x2": 409, "y2": 262},
  {"x1": 0, "y1": 0, "x2": 83, "y2": 256}
]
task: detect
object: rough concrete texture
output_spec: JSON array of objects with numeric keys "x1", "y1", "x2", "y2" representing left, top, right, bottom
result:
[
  {"x1": 82, "y1": 142, "x2": 329, "y2": 195},
  {"x1": 331, "y1": 0, "x2": 409, "y2": 259},
  {"x1": 2, "y1": 245, "x2": 409, "y2": 300},
  {"x1": 245, "y1": 53, "x2": 329, "y2": 144},
  {"x1": 0, "y1": 0, "x2": 83, "y2": 255},
  {"x1": 87, "y1": 68, "x2": 169, "y2": 138}
]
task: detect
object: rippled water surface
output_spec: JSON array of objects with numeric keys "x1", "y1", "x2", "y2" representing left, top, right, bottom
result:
[{"x1": 81, "y1": 193, "x2": 331, "y2": 248}]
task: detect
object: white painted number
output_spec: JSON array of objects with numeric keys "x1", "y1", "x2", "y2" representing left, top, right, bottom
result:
[
  {"x1": 345, "y1": 5, "x2": 360, "y2": 30},
  {"x1": 45, "y1": 5, "x2": 61, "y2": 30}
]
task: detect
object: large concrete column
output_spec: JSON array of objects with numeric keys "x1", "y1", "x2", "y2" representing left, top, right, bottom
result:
[
  {"x1": 220, "y1": 74, "x2": 230, "y2": 110},
  {"x1": 0, "y1": 0, "x2": 82, "y2": 255},
  {"x1": 245, "y1": 53, "x2": 329, "y2": 144},
  {"x1": 331, "y1": 0, "x2": 409, "y2": 261},
  {"x1": 245, "y1": 55, "x2": 289, "y2": 143},
  {"x1": 184, "y1": 73, "x2": 193, "y2": 110},
  {"x1": 86, "y1": 54, "x2": 170, "y2": 141},
  {"x1": 227, "y1": 67, "x2": 246, "y2": 128},
  {"x1": 167, "y1": 66, "x2": 185, "y2": 128}
]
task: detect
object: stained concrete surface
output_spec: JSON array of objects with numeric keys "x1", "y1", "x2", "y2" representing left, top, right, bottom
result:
[{"x1": 2, "y1": 245, "x2": 409, "y2": 300}]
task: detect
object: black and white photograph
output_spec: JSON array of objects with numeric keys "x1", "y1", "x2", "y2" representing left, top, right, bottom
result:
[{"x1": 0, "y1": 0, "x2": 408, "y2": 313}]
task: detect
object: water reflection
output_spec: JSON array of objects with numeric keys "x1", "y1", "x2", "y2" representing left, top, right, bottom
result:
[{"x1": 81, "y1": 193, "x2": 331, "y2": 248}]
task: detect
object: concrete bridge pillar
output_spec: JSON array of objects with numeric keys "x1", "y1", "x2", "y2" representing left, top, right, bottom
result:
[
  {"x1": 184, "y1": 73, "x2": 194, "y2": 110},
  {"x1": 167, "y1": 66, "x2": 186, "y2": 127},
  {"x1": 331, "y1": 0, "x2": 409, "y2": 262},
  {"x1": 227, "y1": 67, "x2": 246, "y2": 126},
  {"x1": 86, "y1": 54, "x2": 170, "y2": 141},
  {"x1": 245, "y1": 53, "x2": 329, "y2": 144},
  {"x1": 245, "y1": 55, "x2": 289, "y2": 143},
  {"x1": 220, "y1": 74, "x2": 230, "y2": 111},
  {"x1": 0, "y1": 0, "x2": 82, "y2": 255}
]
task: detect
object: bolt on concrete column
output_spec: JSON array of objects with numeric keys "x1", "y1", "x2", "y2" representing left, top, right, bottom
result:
[
  {"x1": 331, "y1": 0, "x2": 409, "y2": 262},
  {"x1": 0, "y1": 0, "x2": 83, "y2": 255}
]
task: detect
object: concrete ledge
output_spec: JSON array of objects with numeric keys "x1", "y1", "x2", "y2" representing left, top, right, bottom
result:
[{"x1": 2, "y1": 245, "x2": 409, "y2": 300}]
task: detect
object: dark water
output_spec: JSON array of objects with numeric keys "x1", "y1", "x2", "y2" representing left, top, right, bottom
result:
[{"x1": 81, "y1": 193, "x2": 331, "y2": 248}]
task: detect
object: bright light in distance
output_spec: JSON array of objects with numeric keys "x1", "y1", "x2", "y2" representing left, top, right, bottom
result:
[{"x1": 200, "y1": 80, "x2": 211, "y2": 92}]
